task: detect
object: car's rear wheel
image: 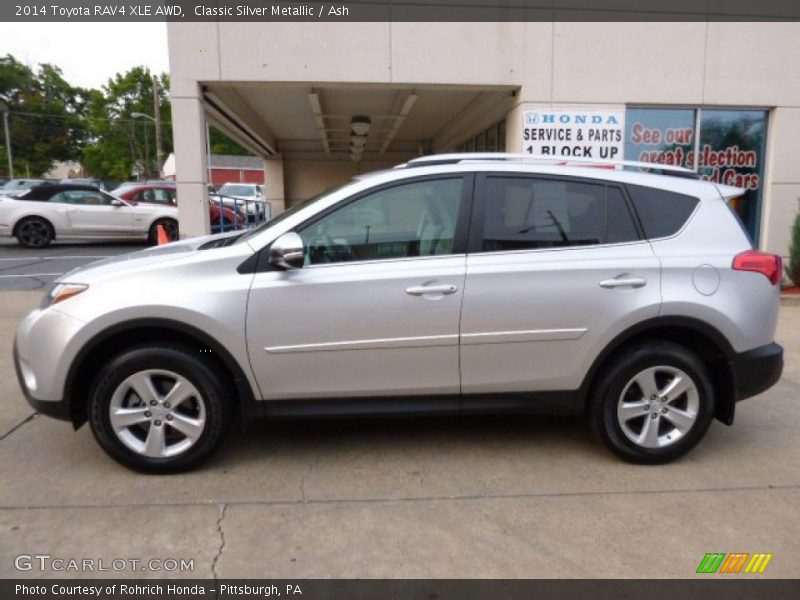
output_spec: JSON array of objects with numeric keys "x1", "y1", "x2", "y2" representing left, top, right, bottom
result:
[
  {"x1": 147, "y1": 218, "x2": 179, "y2": 245},
  {"x1": 15, "y1": 217, "x2": 54, "y2": 248},
  {"x1": 590, "y1": 341, "x2": 715, "y2": 464},
  {"x1": 88, "y1": 345, "x2": 229, "y2": 473}
]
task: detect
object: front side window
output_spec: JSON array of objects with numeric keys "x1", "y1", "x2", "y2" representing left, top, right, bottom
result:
[
  {"x1": 298, "y1": 178, "x2": 464, "y2": 265},
  {"x1": 480, "y1": 177, "x2": 639, "y2": 252}
]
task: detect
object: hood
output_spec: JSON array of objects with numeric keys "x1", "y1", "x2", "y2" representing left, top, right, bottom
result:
[{"x1": 57, "y1": 229, "x2": 243, "y2": 283}]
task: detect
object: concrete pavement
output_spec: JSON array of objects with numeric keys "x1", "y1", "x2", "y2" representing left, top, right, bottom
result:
[{"x1": 0, "y1": 292, "x2": 798, "y2": 579}]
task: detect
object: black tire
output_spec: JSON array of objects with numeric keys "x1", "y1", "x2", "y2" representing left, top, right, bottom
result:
[
  {"x1": 147, "y1": 218, "x2": 179, "y2": 245},
  {"x1": 88, "y1": 344, "x2": 230, "y2": 473},
  {"x1": 589, "y1": 340, "x2": 715, "y2": 464},
  {"x1": 15, "y1": 217, "x2": 54, "y2": 248}
]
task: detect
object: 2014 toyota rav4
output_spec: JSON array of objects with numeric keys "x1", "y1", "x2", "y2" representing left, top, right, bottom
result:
[{"x1": 13, "y1": 154, "x2": 783, "y2": 472}]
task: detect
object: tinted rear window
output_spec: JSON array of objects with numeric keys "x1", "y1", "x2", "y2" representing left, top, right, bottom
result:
[
  {"x1": 480, "y1": 177, "x2": 640, "y2": 252},
  {"x1": 626, "y1": 185, "x2": 699, "y2": 239}
]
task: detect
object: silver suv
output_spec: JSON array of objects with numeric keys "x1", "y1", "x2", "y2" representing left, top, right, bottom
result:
[{"x1": 14, "y1": 154, "x2": 783, "y2": 472}]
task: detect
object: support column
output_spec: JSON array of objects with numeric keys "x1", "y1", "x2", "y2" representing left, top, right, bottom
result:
[
  {"x1": 264, "y1": 157, "x2": 286, "y2": 217},
  {"x1": 504, "y1": 103, "x2": 525, "y2": 153},
  {"x1": 171, "y1": 89, "x2": 210, "y2": 238}
]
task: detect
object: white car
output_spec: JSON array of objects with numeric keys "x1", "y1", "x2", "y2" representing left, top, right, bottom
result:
[
  {"x1": 211, "y1": 183, "x2": 270, "y2": 222},
  {"x1": 0, "y1": 184, "x2": 179, "y2": 248}
]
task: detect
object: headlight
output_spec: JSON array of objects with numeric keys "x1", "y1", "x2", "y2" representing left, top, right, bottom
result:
[{"x1": 41, "y1": 283, "x2": 88, "y2": 309}]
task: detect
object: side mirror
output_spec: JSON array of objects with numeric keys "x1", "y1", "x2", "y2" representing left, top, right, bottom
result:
[
  {"x1": 268, "y1": 232, "x2": 305, "y2": 270},
  {"x1": 111, "y1": 199, "x2": 124, "y2": 207}
]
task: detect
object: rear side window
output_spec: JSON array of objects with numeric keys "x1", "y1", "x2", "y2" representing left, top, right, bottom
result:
[
  {"x1": 626, "y1": 185, "x2": 699, "y2": 239},
  {"x1": 480, "y1": 177, "x2": 640, "y2": 252}
]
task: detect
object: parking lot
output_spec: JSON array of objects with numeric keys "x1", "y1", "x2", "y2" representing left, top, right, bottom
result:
[
  {"x1": 0, "y1": 240, "x2": 144, "y2": 291},
  {"x1": 0, "y1": 243, "x2": 798, "y2": 579}
]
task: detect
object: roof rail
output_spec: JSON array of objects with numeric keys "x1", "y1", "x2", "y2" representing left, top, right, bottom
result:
[{"x1": 397, "y1": 153, "x2": 698, "y2": 179}]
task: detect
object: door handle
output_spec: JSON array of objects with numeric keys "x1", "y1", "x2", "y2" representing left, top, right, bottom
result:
[
  {"x1": 405, "y1": 284, "x2": 458, "y2": 296},
  {"x1": 599, "y1": 277, "x2": 647, "y2": 289}
]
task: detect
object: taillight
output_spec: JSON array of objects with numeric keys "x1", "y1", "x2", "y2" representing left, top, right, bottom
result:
[{"x1": 732, "y1": 250, "x2": 782, "y2": 285}]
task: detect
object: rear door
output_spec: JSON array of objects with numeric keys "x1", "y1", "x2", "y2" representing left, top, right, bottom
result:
[{"x1": 460, "y1": 174, "x2": 662, "y2": 397}]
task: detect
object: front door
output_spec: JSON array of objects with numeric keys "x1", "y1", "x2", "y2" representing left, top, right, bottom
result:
[
  {"x1": 246, "y1": 176, "x2": 471, "y2": 400},
  {"x1": 59, "y1": 190, "x2": 135, "y2": 235}
]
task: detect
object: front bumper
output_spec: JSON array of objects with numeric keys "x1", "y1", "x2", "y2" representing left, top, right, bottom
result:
[
  {"x1": 13, "y1": 338, "x2": 71, "y2": 421},
  {"x1": 13, "y1": 305, "x2": 86, "y2": 422},
  {"x1": 731, "y1": 342, "x2": 783, "y2": 402}
]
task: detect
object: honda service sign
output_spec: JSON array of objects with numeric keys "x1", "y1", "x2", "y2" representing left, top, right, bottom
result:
[{"x1": 523, "y1": 109, "x2": 625, "y2": 160}]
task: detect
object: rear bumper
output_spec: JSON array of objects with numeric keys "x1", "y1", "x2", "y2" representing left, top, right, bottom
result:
[{"x1": 731, "y1": 342, "x2": 783, "y2": 402}]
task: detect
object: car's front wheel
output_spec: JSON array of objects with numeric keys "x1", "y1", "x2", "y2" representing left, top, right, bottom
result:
[
  {"x1": 590, "y1": 341, "x2": 715, "y2": 464},
  {"x1": 15, "y1": 217, "x2": 54, "y2": 248},
  {"x1": 88, "y1": 345, "x2": 229, "y2": 473}
]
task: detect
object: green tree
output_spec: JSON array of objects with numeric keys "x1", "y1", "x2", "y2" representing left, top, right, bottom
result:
[
  {"x1": 787, "y1": 214, "x2": 800, "y2": 287},
  {"x1": 0, "y1": 54, "x2": 89, "y2": 177},
  {"x1": 81, "y1": 67, "x2": 172, "y2": 180},
  {"x1": 209, "y1": 127, "x2": 252, "y2": 156}
]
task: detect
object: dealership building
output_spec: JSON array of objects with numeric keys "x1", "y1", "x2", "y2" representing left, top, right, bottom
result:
[{"x1": 167, "y1": 20, "x2": 800, "y2": 257}]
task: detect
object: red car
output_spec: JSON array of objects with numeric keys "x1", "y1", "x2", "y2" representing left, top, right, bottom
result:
[{"x1": 110, "y1": 184, "x2": 244, "y2": 232}]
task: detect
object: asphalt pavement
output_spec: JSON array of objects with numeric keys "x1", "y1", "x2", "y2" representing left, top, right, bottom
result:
[{"x1": 0, "y1": 240, "x2": 145, "y2": 291}]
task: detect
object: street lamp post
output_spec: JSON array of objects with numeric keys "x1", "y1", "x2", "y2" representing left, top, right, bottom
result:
[
  {"x1": 132, "y1": 78, "x2": 163, "y2": 178},
  {"x1": 0, "y1": 102, "x2": 13, "y2": 179},
  {"x1": 152, "y1": 78, "x2": 164, "y2": 176}
]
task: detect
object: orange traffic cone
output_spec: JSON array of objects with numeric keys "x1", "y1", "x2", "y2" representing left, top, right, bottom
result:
[{"x1": 156, "y1": 224, "x2": 170, "y2": 245}]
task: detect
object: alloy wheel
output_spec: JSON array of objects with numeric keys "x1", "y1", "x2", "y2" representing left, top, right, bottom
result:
[
  {"x1": 18, "y1": 220, "x2": 50, "y2": 248},
  {"x1": 108, "y1": 369, "x2": 206, "y2": 458},
  {"x1": 617, "y1": 365, "x2": 700, "y2": 449}
]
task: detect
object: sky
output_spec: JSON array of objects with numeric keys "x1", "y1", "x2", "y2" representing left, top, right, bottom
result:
[{"x1": 0, "y1": 23, "x2": 169, "y2": 89}]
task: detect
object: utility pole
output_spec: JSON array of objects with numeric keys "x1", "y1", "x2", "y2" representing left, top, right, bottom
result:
[
  {"x1": 153, "y1": 76, "x2": 164, "y2": 177},
  {"x1": 0, "y1": 103, "x2": 13, "y2": 179},
  {"x1": 205, "y1": 120, "x2": 213, "y2": 185}
]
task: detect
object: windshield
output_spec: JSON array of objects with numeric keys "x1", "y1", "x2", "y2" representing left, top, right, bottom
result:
[
  {"x1": 219, "y1": 184, "x2": 256, "y2": 197},
  {"x1": 236, "y1": 181, "x2": 353, "y2": 244},
  {"x1": 110, "y1": 184, "x2": 136, "y2": 196},
  {"x1": 4, "y1": 180, "x2": 43, "y2": 189}
]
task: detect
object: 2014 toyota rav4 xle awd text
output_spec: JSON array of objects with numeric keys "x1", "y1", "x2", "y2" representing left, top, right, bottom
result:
[{"x1": 14, "y1": 154, "x2": 784, "y2": 472}]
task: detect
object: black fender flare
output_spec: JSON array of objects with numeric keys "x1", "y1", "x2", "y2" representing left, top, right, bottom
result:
[
  {"x1": 576, "y1": 315, "x2": 736, "y2": 423},
  {"x1": 64, "y1": 318, "x2": 258, "y2": 428}
]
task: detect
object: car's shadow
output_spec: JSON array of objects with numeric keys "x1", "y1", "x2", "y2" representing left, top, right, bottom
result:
[{"x1": 207, "y1": 413, "x2": 602, "y2": 470}]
